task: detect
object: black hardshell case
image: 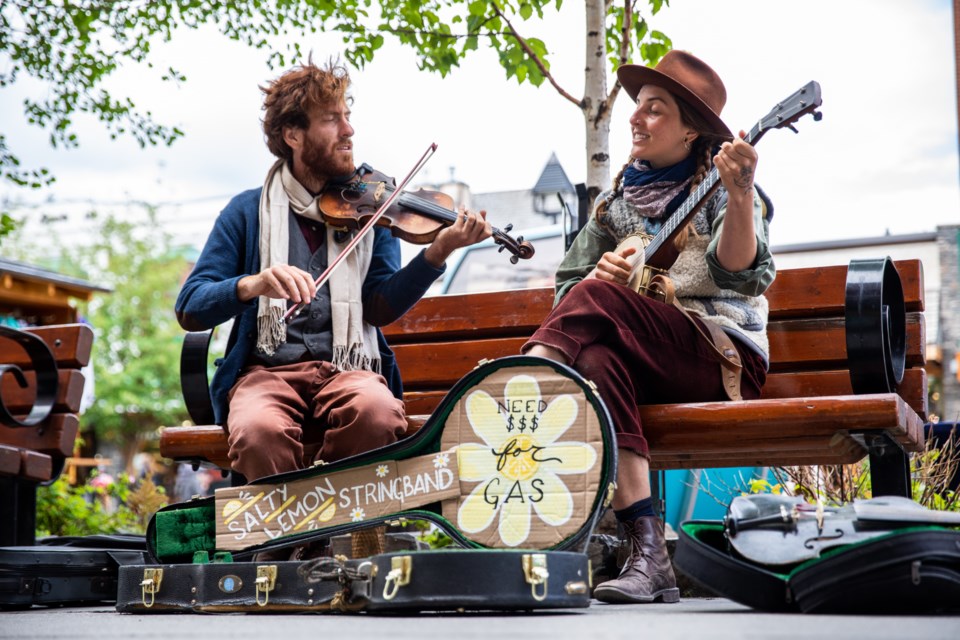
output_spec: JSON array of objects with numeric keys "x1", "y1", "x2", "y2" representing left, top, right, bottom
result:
[
  {"x1": 674, "y1": 521, "x2": 960, "y2": 615},
  {"x1": 116, "y1": 549, "x2": 590, "y2": 614},
  {"x1": 0, "y1": 535, "x2": 148, "y2": 610},
  {"x1": 116, "y1": 559, "x2": 351, "y2": 613},
  {"x1": 355, "y1": 549, "x2": 590, "y2": 612}
]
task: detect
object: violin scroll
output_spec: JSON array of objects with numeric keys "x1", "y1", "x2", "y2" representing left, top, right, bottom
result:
[{"x1": 494, "y1": 223, "x2": 535, "y2": 264}]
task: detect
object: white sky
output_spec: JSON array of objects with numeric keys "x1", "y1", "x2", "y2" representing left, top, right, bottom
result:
[{"x1": 1, "y1": 0, "x2": 957, "y2": 252}]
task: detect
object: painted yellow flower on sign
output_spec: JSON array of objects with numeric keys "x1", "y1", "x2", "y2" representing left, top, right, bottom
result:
[{"x1": 456, "y1": 373, "x2": 597, "y2": 547}]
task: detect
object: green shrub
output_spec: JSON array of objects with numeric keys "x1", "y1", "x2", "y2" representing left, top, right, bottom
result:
[{"x1": 35, "y1": 472, "x2": 168, "y2": 538}]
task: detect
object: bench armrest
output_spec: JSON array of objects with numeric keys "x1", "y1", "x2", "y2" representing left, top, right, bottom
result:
[
  {"x1": 844, "y1": 257, "x2": 906, "y2": 394},
  {"x1": 0, "y1": 325, "x2": 59, "y2": 428},
  {"x1": 180, "y1": 330, "x2": 217, "y2": 426}
]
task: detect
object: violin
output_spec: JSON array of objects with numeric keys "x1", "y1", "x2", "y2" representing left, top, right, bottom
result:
[
  {"x1": 723, "y1": 494, "x2": 960, "y2": 566},
  {"x1": 318, "y1": 164, "x2": 535, "y2": 264}
]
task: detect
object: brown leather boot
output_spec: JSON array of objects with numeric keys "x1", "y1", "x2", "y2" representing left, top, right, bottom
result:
[{"x1": 593, "y1": 515, "x2": 679, "y2": 604}]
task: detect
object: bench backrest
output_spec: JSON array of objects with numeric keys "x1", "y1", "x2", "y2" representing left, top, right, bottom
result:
[
  {"x1": 383, "y1": 260, "x2": 927, "y2": 420},
  {"x1": 0, "y1": 324, "x2": 93, "y2": 482}
]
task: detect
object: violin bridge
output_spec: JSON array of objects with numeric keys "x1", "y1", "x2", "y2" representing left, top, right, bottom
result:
[{"x1": 373, "y1": 182, "x2": 386, "y2": 203}]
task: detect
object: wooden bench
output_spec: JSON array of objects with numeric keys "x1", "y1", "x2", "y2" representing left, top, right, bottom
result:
[
  {"x1": 0, "y1": 324, "x2": 94, "y2": 545},
  {"x1": 160, "y1": 258, "x2": 927, "y2": 498}
]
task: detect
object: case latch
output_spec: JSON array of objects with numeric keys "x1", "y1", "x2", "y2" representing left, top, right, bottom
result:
[
  {"x1": 140, "y1": 568, "x2": 164, "y2": 608},
  {"x1": 522, "y1": 554, "x2": 549, "y2": 602},
  {"x1": 255, "y1": 565, "x2": 277, "y2": 607},
  {"x1": 382, "y1": 555, "x2": 412, "y2": 601}
]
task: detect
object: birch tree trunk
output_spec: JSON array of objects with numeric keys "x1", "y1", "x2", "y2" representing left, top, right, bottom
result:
[{"x1": 583, "y1": 0, "x2": 613, "y2": 199}]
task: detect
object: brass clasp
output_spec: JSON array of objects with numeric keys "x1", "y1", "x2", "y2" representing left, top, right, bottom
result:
[
  {"x1": 255, "y1": 565, "x2": 277, "y2": 607},
  {"x1": 140, "y1": 568, "x2": 163, "y2": 608},
  {"x1": 382, "y1": 555, "x2": 412, "y2": 601},
  {"x1": 522, "y1": 554, "x2": 549, "y2": 602}
]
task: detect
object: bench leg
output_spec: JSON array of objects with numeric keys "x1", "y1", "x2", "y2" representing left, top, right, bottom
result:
[
  {"x1": 0, "y1": 477, "x2": 38, "y2": 546},
  {"x1": 864, "y1": 434, "x2": 911, "y2": 498}
]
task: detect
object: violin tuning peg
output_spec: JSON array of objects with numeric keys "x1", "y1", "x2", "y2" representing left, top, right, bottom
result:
[
  {"x1": 503, "y1": 224, "x2": 513, "y2": 233},
  {"x1": 510, "y1": 255, "x2": 519, "y2": 265},
  {"x1": 497, "y1": 245, "x2": 506, "y2": 253}
]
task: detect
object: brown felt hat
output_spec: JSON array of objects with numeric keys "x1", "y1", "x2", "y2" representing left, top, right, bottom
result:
[{"x1": 617, "y1": 50, "x2": 731, "y2": 138}]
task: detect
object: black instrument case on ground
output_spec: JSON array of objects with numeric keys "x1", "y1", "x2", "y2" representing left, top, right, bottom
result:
[
  {"x1": 675, "y1": 520, "x2": 960, "y2": 614},
  {"x1": 0, "y1": 534, "x2": 148, "y2": 609},
  {"x1": 116, "y1": 549, "x2": 591, "y2": 613}
]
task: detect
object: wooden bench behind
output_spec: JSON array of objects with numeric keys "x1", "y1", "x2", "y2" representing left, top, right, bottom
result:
[
  {"x1": 161, "y1": 259, "x2": 926, "y2": 497},
  {"x1": 0, "y1": 324, "x2": 93, "y2": 545}
]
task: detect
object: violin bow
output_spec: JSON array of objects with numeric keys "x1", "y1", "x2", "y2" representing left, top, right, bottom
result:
[{"x1": 284, "y1": 142, "x2": 438, "y2": 322}]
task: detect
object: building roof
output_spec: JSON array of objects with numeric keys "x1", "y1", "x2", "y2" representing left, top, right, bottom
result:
[
  {"x1": 532, "y1": 153, "x2": 575, "y2": 195},
  {"x1": 0, "y1": 257, "x2": 112, "y2": 295},
  {"x1": 771, "y1": 231, "x2": 938, "y2": 255}
]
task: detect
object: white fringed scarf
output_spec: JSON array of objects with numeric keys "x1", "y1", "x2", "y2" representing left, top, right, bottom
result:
[{"x1": 256, "y1": 160, "x2": 380, "y2": 373}]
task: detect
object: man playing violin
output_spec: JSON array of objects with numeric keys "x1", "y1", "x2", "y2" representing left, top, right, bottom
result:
[{"x1": 175, "y1": 58, "x2": 491, "y2": 493}]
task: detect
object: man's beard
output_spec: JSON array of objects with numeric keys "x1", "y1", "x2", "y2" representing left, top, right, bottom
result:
[{"x1": 302, "y1": 136, "x2": 354, "y2": 184}]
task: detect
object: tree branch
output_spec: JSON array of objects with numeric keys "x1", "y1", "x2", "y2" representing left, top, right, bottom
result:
[{"x1": 489, "y1": 2, "x2": 582, "y2": 108}]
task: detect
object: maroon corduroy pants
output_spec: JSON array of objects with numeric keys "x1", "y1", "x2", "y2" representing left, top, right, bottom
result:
[
  {"x1": 522, "y1": 279, "x2": 766, "y2": 458},
  {"x1": 225, "y1": 361, "x2": 406, "y2": 481}
]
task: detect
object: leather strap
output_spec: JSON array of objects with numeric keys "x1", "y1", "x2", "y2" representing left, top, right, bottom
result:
[{"x1": 646, "y1": 274, "x2": 743, "y2": 401}]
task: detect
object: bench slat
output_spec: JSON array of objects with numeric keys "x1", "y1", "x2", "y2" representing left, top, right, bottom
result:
[
  {"x1": 2, "y1": 369, "x2": 86, "y2": 414},
  {"x1": 382, "y1": 260, "x2": 925, "y2": 342},
  {"x1": 767, "y1": 312, "x2": 924, "y2": 372},
  {"x1": 0, "y1": 325, "x2": 94, "y2": 369},
  {"x1": 17, "y1": 449, "x2": 53, "y2": 482},
  {"x1": 639, "y1": 394, "x2": 923, "y2": 451},
  {"x1": 392, "y1": 313, "x2": 924, "y2": 389},
  {"x1": 0, "y1": 414, "x2": 79, "y2": 458},
  {"x1": 400, "y1": 366, "x2": 928, "y2": 421},
  {"x1": 0, "y1": 444, "x2": 20, "y2": 475},
  {"x1": 160, "y1": 394, "x2": 923, "y2": 473},
  {"x1": 764, "y1": 259, "x2": 923, "y2": 318}
]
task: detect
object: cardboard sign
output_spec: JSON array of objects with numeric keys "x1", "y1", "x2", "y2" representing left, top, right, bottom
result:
[
  {"x1": 439, "y1": 365, "x2": 603, "y2": 548},
  {"x1": 215, "y1": 452, "x2": 458, "y2": 550}
]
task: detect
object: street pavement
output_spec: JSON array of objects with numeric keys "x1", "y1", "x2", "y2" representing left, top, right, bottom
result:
[{"x1": 3, "y1": 599, "x2": 958, "y2": 639}]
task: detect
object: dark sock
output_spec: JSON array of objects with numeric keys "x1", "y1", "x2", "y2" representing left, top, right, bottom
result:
[{"x1": 614, "y1": 497, "x2": 656, "y2": 522}]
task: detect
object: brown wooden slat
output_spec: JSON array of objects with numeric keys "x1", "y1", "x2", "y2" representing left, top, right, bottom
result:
[
  {"x1": 402, "y1": 367, "x2": 929, "y2": 426},
  {"x1": 767, "y1": 312, "x2": 924, "y2": 372},
  {"x1": 1, "y1": 369, "x2": 86, "y2": 414},
  {"x1": 394, "y1": 337, "x2": 528, "y2": 390},
  {"x1": 639, "y1": 394, "x2": 923, "y2": 451},
  {"x1": 383, "y1": 260, "x2": 925, "y2": 344},
  {"x1": 762, "y1": 368, "x2": 927, "y2": 419},
  {"x1": 0, "y1": 444, "x2": 20, "y2": 476},
  {"x1": 0, "y1": 324, "x2": 94, "y2": 369},
  {"x1": 0, "y1": 414, "x2": 79, "y2": 458},
  {"x1": 18, "y1": 449, "x2": 53, "y2": 481},
  {"x1": 384, "y1": 287, "x2": 554, "y2": 342},
  {"x1": 765, "y1": 259, "x2": 924, "y2": 318},
  {"x1": 652, "y1": 447, "x2": 869, "y2": 470},
  {"x1": 652, "y1": 432, "x2": 869, "y2": 464}
]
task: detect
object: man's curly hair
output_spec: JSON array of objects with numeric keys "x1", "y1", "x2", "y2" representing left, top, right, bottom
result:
[{"x1": 261, "y1": 57, "x2": 352, "y2": 163}]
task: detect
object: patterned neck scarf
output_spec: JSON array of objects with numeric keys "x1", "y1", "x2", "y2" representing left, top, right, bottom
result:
[{"x1": 620, "y1": 156, "x2": 696, "y2": 219}]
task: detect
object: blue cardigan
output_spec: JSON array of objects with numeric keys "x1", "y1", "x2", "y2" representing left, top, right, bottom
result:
[{"x1": 175, "y1": 187, "x2": 445, "y2": 424}]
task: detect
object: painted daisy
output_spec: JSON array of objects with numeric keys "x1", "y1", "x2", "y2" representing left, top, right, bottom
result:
[
  {"x1": 433, "y1": 453, "x2": 450, "y2": 469},
  {"x1": 375, "y1": 464, "x2": 389, "y2": 478},
  {"x1": 350, "y1": 507, "x2": 366, "y2": 522},
  {"x1": 455, "y1": 374, "x2": 597, "y2": 547}
]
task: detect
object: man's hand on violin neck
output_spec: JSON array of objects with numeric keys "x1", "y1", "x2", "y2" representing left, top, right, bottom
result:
[
  {"x1": 424, "y1": 208, "x2": 493, "y2": 268},
  {"x1": 237, "y1": 264, "x2": 318, "y2": 303}
]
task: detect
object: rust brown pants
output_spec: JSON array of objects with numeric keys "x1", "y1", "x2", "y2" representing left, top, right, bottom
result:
[{"x1": 225, "y1": 361, "x2": 406, "y2": 481}]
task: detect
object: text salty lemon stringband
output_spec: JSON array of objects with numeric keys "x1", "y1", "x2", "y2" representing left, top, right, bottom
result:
[{"x1": 215, "y1": 452, "x2": 459, "y2": 550}]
